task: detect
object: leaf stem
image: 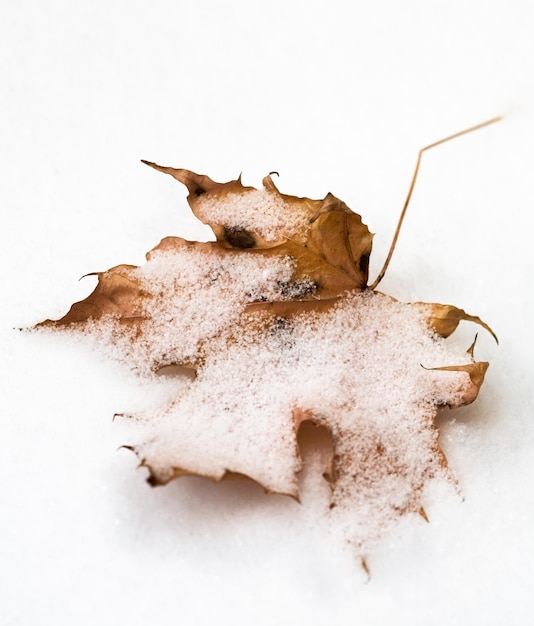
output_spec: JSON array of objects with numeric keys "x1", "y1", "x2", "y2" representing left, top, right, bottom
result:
[{"x1": 369, "y1": 116, "x2": 501, "y2": 290}]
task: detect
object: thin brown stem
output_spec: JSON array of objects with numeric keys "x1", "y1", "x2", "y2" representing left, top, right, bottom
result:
[{"x1": 368, "y1": 116, "x2": 501, "y2": 290}]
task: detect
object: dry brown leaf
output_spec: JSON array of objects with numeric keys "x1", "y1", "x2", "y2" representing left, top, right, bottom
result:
[{"x1": 38, "y1": 129, "x2": 497, "y2": 557}]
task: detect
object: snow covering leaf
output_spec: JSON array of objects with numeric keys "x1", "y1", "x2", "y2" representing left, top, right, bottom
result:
[{"x1": 38, "y1": 165, "x2": 495, "y2": 555}]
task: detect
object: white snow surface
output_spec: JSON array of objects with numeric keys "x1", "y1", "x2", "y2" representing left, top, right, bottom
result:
[{"x1": 2, "y1": 1, "x2": 534, "y2": 625}]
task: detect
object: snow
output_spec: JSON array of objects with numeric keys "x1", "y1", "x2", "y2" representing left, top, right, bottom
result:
[
  {"x1": 197, "y1": 187, "x2": 309, "y2": 241},
  {"x1": 80, "y1": 244, "x2": 299, "y2": 372},
  {"x1": 2, "y1": 1, "x2": 534, "y2": 625},
  {"x1": 70, "y1": 270, "x2": 477, "y2": 544}
]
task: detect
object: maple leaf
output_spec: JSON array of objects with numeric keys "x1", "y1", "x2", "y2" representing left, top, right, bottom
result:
[{"x1": 37, "y1": 118, "x2": 499, "y2": 556}]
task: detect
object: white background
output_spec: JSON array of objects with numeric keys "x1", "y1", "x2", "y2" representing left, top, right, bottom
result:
[{"x1": 1, "y1": 1, "x2": 533, "y2": 624}]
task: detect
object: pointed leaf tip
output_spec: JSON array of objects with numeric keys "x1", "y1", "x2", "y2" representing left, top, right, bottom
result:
[{"x1": 425, "y1": 303, "x2": 498, "y2": 343}]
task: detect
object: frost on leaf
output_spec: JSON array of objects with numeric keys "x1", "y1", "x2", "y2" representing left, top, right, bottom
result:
[{"x1": 38, "y1": 164, "x2": 494, "y2": 554}]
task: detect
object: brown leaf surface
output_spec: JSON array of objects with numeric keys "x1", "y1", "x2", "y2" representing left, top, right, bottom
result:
[
  {"x1": 425, "y1": 302, "x2": 498, "y2": 343},
  {"x1": 37, "y1": 166, "x2": 495, "y2": 554}
]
